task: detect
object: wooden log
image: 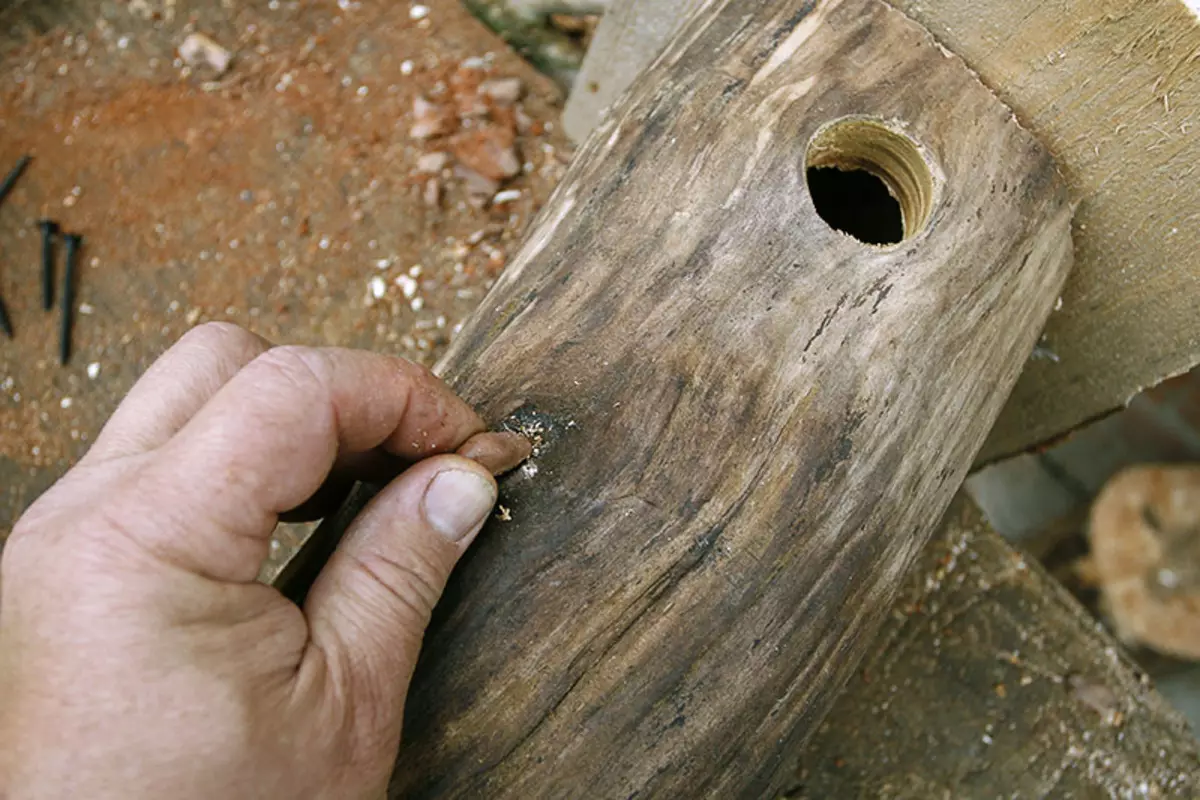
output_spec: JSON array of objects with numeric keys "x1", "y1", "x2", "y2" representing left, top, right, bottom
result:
[
  {"x1": 792, "y1": 494, "x2": 1200, "y2": 798},
  {"x1": 565, "y1": 0, "x2": 1200, "y2": 464},
  {"x1": 377, "y1": 0, "x2": 1074, "y2": 794},
  {"x1": 561, "y1": 0, "x2": 700, "y2": 141}
]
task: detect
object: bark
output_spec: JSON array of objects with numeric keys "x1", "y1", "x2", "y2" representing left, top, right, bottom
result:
[{"x1": 372, "y1": 0, "x2": 1073, "y2": 795}]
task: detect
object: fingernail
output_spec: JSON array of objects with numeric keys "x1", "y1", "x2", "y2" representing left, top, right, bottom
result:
[{"x1": 422, "y1": 468, "x2": 497, "y2": 542}]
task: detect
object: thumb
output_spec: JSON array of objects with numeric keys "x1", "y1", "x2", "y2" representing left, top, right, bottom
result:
[{"x1": 302, "y1": 454, "x2": 498, "y2": 738}]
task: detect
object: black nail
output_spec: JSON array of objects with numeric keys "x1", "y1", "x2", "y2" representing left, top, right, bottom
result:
[
  {"x1": 61, "y1": 233, "x2": 82, "y2": 365},
  {"x1": 38, "y1": 219, "x2": 59, "y2": 311},
  {"x1": 0, "y1": 294, "x2": 12, "y2": 339},
  {"x1": 0, "y1": 155, "x2": 31, "y2": 209}
]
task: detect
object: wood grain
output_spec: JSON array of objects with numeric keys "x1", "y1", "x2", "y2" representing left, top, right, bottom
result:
[
  {"x1": 793, "y1": 494, "x2": 1200, "y2": 798},
  {"x1": 387, "y1": 0, "x2": 1074, "y2": 795},
  {"x1": 889, "y1": 0, "x2": 1200, "y2": 462},
  {"x1": 564, "y1": 0, "x2": 1200, "y2": 464}
]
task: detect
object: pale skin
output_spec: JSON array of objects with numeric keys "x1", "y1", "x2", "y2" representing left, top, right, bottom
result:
[{"x1": 0, "y1": 322, "x2": 532, "y2": 799}]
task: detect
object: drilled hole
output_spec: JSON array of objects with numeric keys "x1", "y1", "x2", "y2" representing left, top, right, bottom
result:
[
  {"x1": 805, "y1": 167, "x2": 903, "y2": 245},
  {"x1": 805, "y1": 119, "x2": 935, "y2": 245}
]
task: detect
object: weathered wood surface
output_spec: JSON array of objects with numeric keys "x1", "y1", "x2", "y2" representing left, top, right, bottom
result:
[
  {"x1": 565, "y1": 0, "x2": 1200, "y2": 464},
  {"x1": 792, "y1": 494, "x2": 1200, "y2": 798},
  {"x1": 380, "y1": 0, "x2": 1074, "y2": 794}
]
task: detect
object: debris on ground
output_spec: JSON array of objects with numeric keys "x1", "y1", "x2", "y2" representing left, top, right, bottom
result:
[
  {"x1": 178, "y1": 32, "x2": 233, "y2": 76},
  {"x1": 0, "y1": 0, "x2": 572, "y2": 558},
  {"x1": 408, "y1": 59, "x2": 530, "y2": 207}
]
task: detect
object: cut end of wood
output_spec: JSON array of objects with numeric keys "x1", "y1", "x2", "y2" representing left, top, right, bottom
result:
[{"x1": 805, "y1": 117, "x2": 938, "y2": 244}]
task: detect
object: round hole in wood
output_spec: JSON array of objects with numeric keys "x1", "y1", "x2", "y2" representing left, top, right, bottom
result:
[{"x1": 805, "y1": 119, "x2": 935, "y2": 245}]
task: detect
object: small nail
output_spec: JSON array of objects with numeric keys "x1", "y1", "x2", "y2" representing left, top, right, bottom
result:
[
  {"x1": 60, "y1": 233, "x2": 82, "y2": 365},
  {"x1": 422, "y1": 469, "x2": 497, "y2": 542},
  {"x1": 37, "y1": 219, "x2": 59, "y2": 311},
  {"x1": 0, "y1": 155, "x2": 31, "y2": 209}
]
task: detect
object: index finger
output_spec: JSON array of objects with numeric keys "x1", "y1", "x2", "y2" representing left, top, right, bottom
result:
[{"x1": 124, "y1": 346, "x2": 486, "y2": 583}]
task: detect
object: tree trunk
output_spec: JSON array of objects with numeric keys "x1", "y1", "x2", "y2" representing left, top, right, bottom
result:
[
  {"x1": 564, "y1": 0, "x2": 1200, "y2": 465},
  {"x1": 791, "y1": 494, "x2": 1200, "y2": 798},
  {"x1": 374, "y1": 0, "x2": 1074, "y2": 795}
]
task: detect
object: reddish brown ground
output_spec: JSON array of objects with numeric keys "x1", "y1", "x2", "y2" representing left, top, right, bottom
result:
[{"x1": 0, "y1": 0, "x2": 571, "y2": 560}]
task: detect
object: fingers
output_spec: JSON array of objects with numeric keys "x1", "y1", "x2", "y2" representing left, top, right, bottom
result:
[
  {"x1": 86, "y1": 323, "x2": 271, "y2": 463},
  {"x1": 299, "y1": 455, "x2": 498, "y2": 740},
  {"x1": 279, "y1": 431, "x2": 531, "y2": 523},
  {"x1": 131, "y1": 346, "x2": 486, "y2": 582},
  {"x1": 456, "y1": 431, "x2": 532, "y2": 475}
]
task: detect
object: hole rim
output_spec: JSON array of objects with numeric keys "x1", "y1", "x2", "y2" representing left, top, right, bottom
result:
[{"x1": 804, "y1": 116, "x2": 940, "y2": 247}]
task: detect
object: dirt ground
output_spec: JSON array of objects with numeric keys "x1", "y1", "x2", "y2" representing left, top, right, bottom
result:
[{"x1": 0, "y1": 0, "x2": 572, "y2": 568}]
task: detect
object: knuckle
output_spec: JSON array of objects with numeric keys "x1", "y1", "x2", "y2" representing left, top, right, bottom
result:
[
  {"x1": 180, "y1": 320, "x2": 259, "y2": 353},
  {"x1": 250, "y1": 345, "x2": 332, "y2": 394},
  {"x1": 346, "y1": 546, "x2": 447, "y2": 633}
]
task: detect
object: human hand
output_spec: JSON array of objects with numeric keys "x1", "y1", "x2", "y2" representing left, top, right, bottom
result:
[{"x1": 0, "y1": 322, "x2": 530, "y2": 799}]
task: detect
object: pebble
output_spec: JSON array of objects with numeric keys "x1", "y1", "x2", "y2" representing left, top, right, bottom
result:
[
  {"x1": 178, "y1": 33, "x2": 233, "y2": 75},
  {"x1": 416, "y1": 151, "x2": 449, "y2": 173},
  {"x1": 396, "y1": 274, "x2": 418, "y2": 298}
]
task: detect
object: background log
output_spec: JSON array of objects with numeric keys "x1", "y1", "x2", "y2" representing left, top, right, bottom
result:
[
  {"x1": 792, "y1": 494, "x2": 1200, "y2": 798},
  {"x1": 379, "y1": 0, "x2": 1074, "y2": 795},
  {"x1": 561, "y1": 0, "x2": 703, "y2": 126},
  {"x1": 565, "y1": 0, "x2": 1200, "y2": 464}
]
